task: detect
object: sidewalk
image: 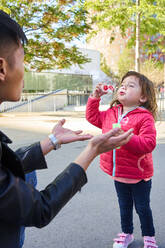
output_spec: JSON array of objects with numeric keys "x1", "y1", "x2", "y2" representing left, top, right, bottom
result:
[{"x1": 0, "y1": 111, "x2": 165, "y2": 140}]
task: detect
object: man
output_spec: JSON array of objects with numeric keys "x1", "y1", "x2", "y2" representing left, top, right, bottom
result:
[{"x1": 0, "y1": 10, "x2": 133, "y2": 248}]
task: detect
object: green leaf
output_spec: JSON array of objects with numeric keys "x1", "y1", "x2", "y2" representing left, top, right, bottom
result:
[{"x1": 2, "y1": 0, "x2": 91, "y2": 71}]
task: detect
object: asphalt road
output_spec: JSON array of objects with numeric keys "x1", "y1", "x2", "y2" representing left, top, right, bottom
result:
[{"x1": 1, "y1": 127, "x2": 165, "y2": 248}]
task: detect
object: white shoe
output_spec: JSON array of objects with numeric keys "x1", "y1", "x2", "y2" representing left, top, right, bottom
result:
[
  {"x1": 113, "y1": 233, "x2": 134, "y2": 248},
  {"x1": 144, "y1": 236, "x2": 158, "y2": 248}
]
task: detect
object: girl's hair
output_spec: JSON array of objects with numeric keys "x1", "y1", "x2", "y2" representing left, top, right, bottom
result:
[{"x1": 110, "y1": 71, "x2": 158, "y2": 120}]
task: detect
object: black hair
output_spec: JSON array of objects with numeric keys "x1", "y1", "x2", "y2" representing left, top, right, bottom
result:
[
  {"x1": 0, "y1": 10, "x2": 27, "y2": 67},
  {"x1": 0, "y1": 10, "x2": 27, "y2": 46}
]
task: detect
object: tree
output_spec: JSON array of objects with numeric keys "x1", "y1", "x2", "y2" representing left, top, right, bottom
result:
[
  {"x1": 100, "y1": 54, "x2": 119, "y2": 81},
  {"x1": 140, "y1": 59, "x2": 164, "y2": 86},
  {"x1": 0, "y1": 0, "x2": 91, "y2": 71},
  {"x1": 135, "y1": 0, "x2": 140, "y2": 72},
  {"x1": 118, "y1": 48, "x2": 135, "y2": 78},
  {"x1": 85, "y1": 0, "x2": 165, "y2": 72}
]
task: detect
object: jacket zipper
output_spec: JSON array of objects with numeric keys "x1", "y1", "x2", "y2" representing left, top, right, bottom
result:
[{"x1": 112, "y1": 106, "x2": 138, "y2": 176}]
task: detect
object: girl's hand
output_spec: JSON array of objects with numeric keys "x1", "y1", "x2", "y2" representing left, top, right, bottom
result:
[{"x1": 92, "y1": 83, "x2": 108, "y2": 99}]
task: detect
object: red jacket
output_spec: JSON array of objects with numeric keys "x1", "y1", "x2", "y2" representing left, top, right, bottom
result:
[{"x1": 86, "y1": 97, "x2": 156, "y2": 179}]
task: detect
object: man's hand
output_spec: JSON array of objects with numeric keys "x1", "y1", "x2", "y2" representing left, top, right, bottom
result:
[
  {"x1": 52, "y1": 119, "x2": 93, "y2": 144},
  {"x1": 74, "y1": 128, "x2": 133, "y2": 171},
  {"x1": 88, "y1": 128, "x2": 133, "y2": 156}
]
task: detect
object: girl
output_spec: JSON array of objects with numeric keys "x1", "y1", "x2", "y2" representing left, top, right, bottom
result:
[{"x1": 86, "y1": 71, "x2": 158, "y2": 248}]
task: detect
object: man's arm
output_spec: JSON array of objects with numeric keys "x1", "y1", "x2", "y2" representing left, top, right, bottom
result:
[
  {"x1": 16, "y1": 119, "x2": 93, "y2": 173},
  {"x1": 0, "y1": 128, "x2": 133, "y2": 228},
  {"x1": 15, "y1": 142, "x2": 47, "y2": 173}
]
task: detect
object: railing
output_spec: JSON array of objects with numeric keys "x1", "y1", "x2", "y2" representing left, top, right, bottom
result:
[
  {"x1": 0, "y1": 89, "x2": 67, "y2": 113},
  {"x1": 1, "y1": 91, "x2": 165, "y2": 121},
  {"x1": 157, "y1": 93, "x2": 165, "y2": 120}
]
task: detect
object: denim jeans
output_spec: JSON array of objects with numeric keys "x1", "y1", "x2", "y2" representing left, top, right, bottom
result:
[
  {"x1": 19, "y1": 171, "x2": 37, "y2": 248},
  {"x1": 114, "y1": 180, "x2": 155, "y2": 236}
]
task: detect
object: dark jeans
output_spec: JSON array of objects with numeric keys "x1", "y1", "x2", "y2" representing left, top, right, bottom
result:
[
  {"x1": 19, "y1": 171, "x2": 37, "y2": 248},
  {"x1": 114, "y1": 180, "x2": 155, "y2": 236}
]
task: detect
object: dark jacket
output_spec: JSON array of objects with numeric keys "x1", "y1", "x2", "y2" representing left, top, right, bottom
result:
[{"x1": 0, "y1": 131, "x2": 87, "y2": 248}]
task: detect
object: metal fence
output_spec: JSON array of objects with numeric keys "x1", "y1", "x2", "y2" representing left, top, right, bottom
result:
[
  {"x1": 157, "y1": 93, "x2": 165, "y2": 121},
  {"x1": 1, "y1": 91, "x2": 165, "y2": 121},
  {"x1": 0, "y1": 90, "x2": 67, "y2": 112}
]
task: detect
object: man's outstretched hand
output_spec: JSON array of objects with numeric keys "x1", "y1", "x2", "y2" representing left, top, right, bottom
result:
[
  {"x1": 52, "y1": 119, "x2": 93, "y2": 144},
  {"x1": 74, "y1": 128, "x2": 133, "y2": 171},
  {"x1": 88, "y1": 127, "x2": 133, "y2": 156}
]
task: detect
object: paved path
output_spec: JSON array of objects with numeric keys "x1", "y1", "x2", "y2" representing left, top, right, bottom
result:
[
  {"x1": 0, "y1": 112, "x2": 165, "y2": 248},
  {"x1": 0, "y1": 111, "x2": 165, "y2": 139}
]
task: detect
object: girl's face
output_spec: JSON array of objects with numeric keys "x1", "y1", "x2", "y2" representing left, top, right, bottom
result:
[{"x1": 117, "y1": 75, "x2": 147, "y2": 107}]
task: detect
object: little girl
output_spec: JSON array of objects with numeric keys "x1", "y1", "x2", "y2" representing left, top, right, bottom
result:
[{"x1": 86, "y1": 71, "x2": 158, "y2": 248}]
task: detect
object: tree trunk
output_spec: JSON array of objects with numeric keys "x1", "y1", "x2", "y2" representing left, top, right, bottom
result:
[
  {"x1": 135, "y1": 0, "x2": 140, "y2": 72},
  {"x1": 164, "y1": 63, "x2": 165, "y2": 90}
]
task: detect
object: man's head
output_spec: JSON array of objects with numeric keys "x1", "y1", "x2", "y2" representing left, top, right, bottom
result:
[{"x1": 0, "y1": 10, "x2": 28, "y2": 102}]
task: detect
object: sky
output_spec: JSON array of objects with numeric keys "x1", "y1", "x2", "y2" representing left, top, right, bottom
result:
[{"x1": 70, "y1": 36, "x2": 87, "y2": 48}]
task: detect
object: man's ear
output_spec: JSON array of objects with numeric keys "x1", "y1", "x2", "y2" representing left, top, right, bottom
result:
[
  {"x1": 140, "y1": 95, "x2": 147, "y2": 103},
  {"x1": 0, "y1": 58, "x2": 7, "y2": 81}
]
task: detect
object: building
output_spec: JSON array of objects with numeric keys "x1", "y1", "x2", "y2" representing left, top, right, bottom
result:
[{"x1": 53, "y1": 47, "x2": 112, "y2": 88}]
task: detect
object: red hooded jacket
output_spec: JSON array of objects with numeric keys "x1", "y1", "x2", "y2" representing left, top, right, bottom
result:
[{"x1": 86, "y1": 97, "x2": 156, "y2": 179}]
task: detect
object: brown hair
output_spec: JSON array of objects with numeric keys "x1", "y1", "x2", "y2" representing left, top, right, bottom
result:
[{"x1": 110, "y1": 71, "x2": 158, "y2": 120}]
